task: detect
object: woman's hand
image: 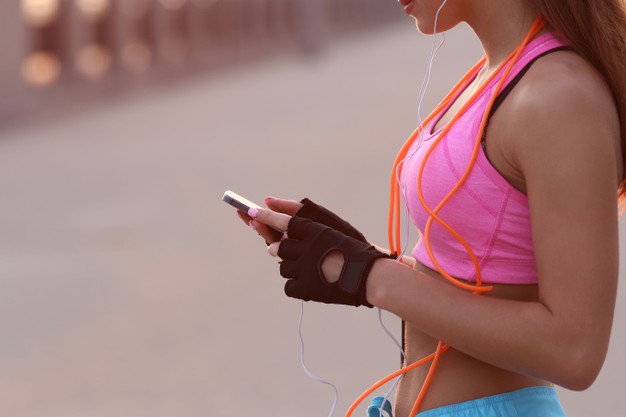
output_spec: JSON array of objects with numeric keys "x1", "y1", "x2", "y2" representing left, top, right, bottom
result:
[
  {"x1": 239, "y1": 205, "x2": 344, "y2": 282},
  {"x1": 236, "y1": 196, "x2": 368, "y2": 245},
  {"x1": 235, "y1": 197, "x2": 302, "y2": 244},
  {"x1": 250, "y1": 209, "x2": 390, "y2": 307}
]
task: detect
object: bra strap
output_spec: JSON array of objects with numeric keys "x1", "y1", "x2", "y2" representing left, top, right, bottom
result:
[{"x1": 482, "y1": 46, "x2": 576, "y2": 146}]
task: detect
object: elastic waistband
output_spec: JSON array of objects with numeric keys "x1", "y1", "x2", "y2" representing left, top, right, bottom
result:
[{"x1": 416, "y1": 386, "x2": 560, "y2": 417}]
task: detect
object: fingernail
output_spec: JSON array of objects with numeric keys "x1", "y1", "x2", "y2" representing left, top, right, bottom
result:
[
  {"x1": 249, "y1": 220, "x2": 258, "y2": 232},
  {"x1": 264, "y1": 197, "x2": 274, "y2": 204},
  {"x1": 248, "y1": 207, "x2": 259, "y2": 218}
]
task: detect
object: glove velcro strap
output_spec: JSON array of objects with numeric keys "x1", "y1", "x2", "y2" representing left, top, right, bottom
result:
[
  {"x1": 334, "y1": 246, "x2": 390, "y2": 307},
  {"x1": 337, "y1": 248, "x2": 388, "y2": 293}
]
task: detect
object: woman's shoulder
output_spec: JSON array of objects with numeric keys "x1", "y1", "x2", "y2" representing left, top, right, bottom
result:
[
  {"x1": 511, "y1": 49, "x2": 617, "y2": 129},
  {"x1": 498, "y1": 49, "x2": 621, "y2": 177}
]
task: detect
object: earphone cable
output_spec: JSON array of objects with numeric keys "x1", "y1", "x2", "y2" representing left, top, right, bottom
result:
[{"x1": 298, "y1": 300, "x2": 339, "y2": 417}]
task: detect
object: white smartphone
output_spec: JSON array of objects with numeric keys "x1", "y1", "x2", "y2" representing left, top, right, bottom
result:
[
  {"x1": 222, "y1": 190, "x2": 262, "y2": 214},
  {"x1": 222, "y1": 190, "x2": 284, "y2": 232}
]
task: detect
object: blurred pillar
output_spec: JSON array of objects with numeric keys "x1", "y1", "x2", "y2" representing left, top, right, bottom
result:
[
  {"x1": 74, "y1": 0, "x2": 115, "y2": 81},
  {"x1": 118, "y1": 0, "x2": 155, "y2": 75},
  {"x1": 266, "y1": 0, "x2": 293, "y2": 38},
  {"x1": 210, "y1": 0, "x2": 246, "y2": 58},
  {"x1": 0, "y1": 2, "x2": 23, "y2": 95},
  {"x1": 0, "y1": 1, "x2": 23, "y2": 121},
  {"x1": 187, "y1": 0, "x2": 217, "y2": 63},
  {"x1": 158, "y1": 0, "x2": 190, "y2": 68},
  {"x1": 21, "y1": 0, "x2": 71, "y2": 88},
  {"x1": 243, "y1": 0, "x2": 267, "y2": 42},
  {"x1": 293, "y1": 0, "x2": 328, "y2": 53}
]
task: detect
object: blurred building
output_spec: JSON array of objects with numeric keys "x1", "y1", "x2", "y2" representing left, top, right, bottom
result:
[{"x1": 0, "y1": 0, "x2": 402, "y2": 125}]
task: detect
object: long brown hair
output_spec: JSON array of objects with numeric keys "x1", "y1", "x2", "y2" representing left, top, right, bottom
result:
[{"x1": 532, "y1": 0, "x2": 626, "y2": 198}]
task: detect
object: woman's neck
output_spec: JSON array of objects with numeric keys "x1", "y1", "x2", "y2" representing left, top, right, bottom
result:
[{"x1": 465, "y1": 1, "x2": 542, "y2": 70}]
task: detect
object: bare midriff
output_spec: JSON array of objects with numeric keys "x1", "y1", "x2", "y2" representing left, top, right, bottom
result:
[{"x1": 394, "y1": 261, "x2": 551, "y2": 417}]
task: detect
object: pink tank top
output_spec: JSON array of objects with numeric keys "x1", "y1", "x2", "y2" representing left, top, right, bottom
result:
[{"x1": 400, "y1": 32, "x2": 570, "y2": 285}]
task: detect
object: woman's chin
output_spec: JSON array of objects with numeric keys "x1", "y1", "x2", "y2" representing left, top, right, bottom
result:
[
  {"x1": 414, "y1": 20, "x2": 436, "y2": 35},
  {"x1": 414, "y1": 17, "x2": 458, "y2": 36}
]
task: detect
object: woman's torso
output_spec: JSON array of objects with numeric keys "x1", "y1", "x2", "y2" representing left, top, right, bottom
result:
[{"x1": 394, "y1": 32, "x2": 571, "y2": 416}]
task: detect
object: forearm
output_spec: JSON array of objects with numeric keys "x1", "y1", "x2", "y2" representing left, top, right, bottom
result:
[{"x1": 367, "y1": 259, "x2": 605, "y2": 390}]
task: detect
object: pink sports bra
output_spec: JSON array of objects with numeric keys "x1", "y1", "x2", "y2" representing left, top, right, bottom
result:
[{"x1": 400, "y1": 32, "x2": 571, "y2": 285}]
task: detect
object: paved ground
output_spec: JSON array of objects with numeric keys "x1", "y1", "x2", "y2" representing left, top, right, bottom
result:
[{"x1": 0, "y1": 22, "x2": 624, "y2": 417}]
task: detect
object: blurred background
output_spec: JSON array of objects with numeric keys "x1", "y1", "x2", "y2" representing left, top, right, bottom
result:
[{"x1": 0, "y1": 1, "x2": 623, "y2": 416}]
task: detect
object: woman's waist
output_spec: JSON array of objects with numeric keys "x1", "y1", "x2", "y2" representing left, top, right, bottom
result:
[
  {"x1": 394, "y1": 262, "x2": 547, "y2": 415},
  {"x1": 397, "y1": 325, "x2": 551, "y2": 415}
]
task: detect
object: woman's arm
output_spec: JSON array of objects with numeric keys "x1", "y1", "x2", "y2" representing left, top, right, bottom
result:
[{"x1": 368, "y1": 59, "x2": 621, "y2": 391}]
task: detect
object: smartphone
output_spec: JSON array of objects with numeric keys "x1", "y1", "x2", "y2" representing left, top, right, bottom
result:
[
  {"x1": 222, "y1": 190, "x2": 262, "y2": 214},
  {"x1": 223, "y1": 190, "x2": 284, "y2": 232}
]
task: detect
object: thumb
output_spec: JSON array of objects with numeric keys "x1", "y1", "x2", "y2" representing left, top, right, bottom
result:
[{"x1": 265, "y1": 197, "x2": 303, "y2": 216}]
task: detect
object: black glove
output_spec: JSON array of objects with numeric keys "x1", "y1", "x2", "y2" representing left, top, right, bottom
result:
[
  {"x1": 295, "y1": 198, "x2": 367, "y2": 242},
  {"x1": 278, "y1": 217, "x2": 391, "y2": 307}
]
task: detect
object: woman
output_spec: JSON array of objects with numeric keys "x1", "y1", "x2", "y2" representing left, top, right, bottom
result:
[{"x1": 238, "y1": 0, "x2": 626, "y2": 416}]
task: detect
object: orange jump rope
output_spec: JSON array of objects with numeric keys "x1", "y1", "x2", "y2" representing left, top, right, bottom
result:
[{"x1": 346, "y1": 16, "x2": 546, "y2": 417}]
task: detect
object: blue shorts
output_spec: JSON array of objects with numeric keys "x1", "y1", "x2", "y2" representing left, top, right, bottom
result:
[{"x1": 368, "y1": 386, "x2": 567, "y2": 417}]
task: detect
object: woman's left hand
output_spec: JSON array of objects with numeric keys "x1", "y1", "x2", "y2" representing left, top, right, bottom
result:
[{"x1": 250, "y1": 208, "x2": 390, "y2": 307}]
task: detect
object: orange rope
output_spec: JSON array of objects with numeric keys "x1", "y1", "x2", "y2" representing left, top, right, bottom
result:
[
  {"x1": 348, "y1": 16, "x2": 546, "y2": 417},
  {"x1": 344, "y1": 345, "x2": 452, "y2": 417},
  {"x1": 387, "y1": 58, "x2": 485, "y2": 257},
  {"x1": 407, "y1": 341, "x2": 446, "y2": 417}
]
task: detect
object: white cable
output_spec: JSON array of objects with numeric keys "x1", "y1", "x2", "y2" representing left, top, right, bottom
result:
[
  {"x1": 298, "y1": 300, "x2": 339, "y2": 417},
  {"x1": 378, "y1": 307, "x2": 406, "y2": 414},
  {"x1": 395, "y1": 0, "x2": 449, "y2": 261},
  {"x1": 395, "y1": 32, "x2": 446, "y2": 261},
  {"x1": 378, "y1": 308, "x2": 407, "y2": 362},
  {"x1": 381, "y1": 3, "x2": 450, "y2": 415}
]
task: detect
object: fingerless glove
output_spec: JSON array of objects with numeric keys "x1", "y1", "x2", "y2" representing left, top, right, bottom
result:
[
  {"x1": 278, "y1": 217, "x2": 390, "y2": 307},
  {"x1": 295, "y1": 198, "x2": 367, "y2": 242}
]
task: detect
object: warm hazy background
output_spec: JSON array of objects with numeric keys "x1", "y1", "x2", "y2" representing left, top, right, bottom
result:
[{"x1": 0, "y1": 1, "x2": 624, "y2": 416}]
